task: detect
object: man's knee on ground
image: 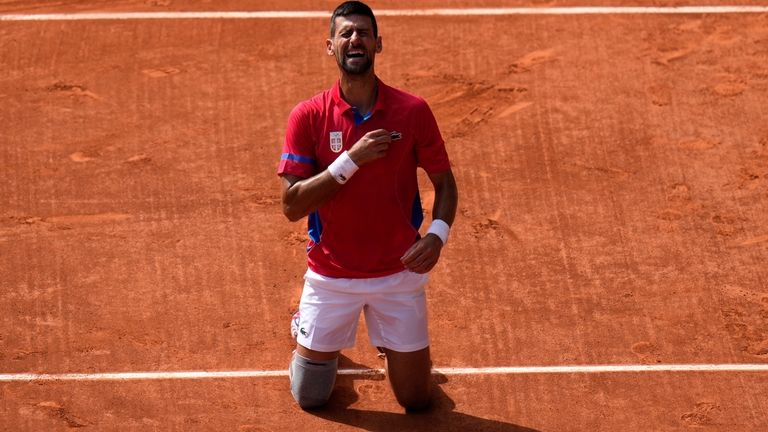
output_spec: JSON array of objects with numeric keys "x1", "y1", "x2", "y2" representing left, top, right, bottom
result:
[
  {"x1": 381, "y1": 346, "x2": 433, "y2": 412},
  {"x1": 396, "y1": 390, "x2": 432, "y2": 412},
  {"x1": 289, "y1": 353, "x2": 338, "y2": 409}
]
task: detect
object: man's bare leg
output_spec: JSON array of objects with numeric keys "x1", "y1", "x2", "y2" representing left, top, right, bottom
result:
[
  {"x1": 379, "y1": 346, "x2": 433, "y2": 411},
  {"x1": 296, "y1": 344, "x2": 339, "y2": 361}
]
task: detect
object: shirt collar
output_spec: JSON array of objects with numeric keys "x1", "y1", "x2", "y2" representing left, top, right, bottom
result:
[{"x1": 331, "y1": 77, "x2": 387, "y2": 115}]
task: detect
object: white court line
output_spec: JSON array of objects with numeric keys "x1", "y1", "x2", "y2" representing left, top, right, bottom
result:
[
  {"x1": 1, "y1": 363, "x2": 767, "y2": 382},
  {"x1": 1, "y1": 6, "x2": 768, "y2": 21}
]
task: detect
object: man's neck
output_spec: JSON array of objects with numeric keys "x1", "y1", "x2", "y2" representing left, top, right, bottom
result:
[{"x1": 339, "y1": 72, "x2": 377, "y2": 114}]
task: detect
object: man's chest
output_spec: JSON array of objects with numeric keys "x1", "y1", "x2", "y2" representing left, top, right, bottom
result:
[{"x1": 314, "y1": 113, "x2": 412, "y2": 169}]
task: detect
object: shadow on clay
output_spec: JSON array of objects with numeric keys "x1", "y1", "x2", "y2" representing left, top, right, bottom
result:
[{"x1": 306, "y1": 354, "x2": 541, "y2": 432}]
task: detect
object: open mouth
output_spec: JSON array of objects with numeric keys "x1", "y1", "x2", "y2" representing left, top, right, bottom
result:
[{"x1": 345, "y1": 50, "x2": 365, "y2": 59}]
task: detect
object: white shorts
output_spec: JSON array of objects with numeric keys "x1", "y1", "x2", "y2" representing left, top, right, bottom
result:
[{"x1": 295, "y1": 269, "x2": 430, "y2": 353}]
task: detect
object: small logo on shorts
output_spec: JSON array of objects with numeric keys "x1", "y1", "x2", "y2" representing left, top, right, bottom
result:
[
  {"x1": 330, "y1": 131, "x2": 343, "y2": 153},
  {"x1": 299, "y1": 327, "x2": 309, "y2": 337}
]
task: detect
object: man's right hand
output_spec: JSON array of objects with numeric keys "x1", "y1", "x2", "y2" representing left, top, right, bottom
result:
[{"x1": 347, "y1": 129, "x2": 392, "y2": 166}]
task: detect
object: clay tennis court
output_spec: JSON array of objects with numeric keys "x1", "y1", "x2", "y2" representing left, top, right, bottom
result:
[{"x1": 2, "y1": 1, "x2": 768, "y2": 430}]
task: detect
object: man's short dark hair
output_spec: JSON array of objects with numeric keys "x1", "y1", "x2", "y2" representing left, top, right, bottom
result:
[{"x1": 330, "y1": 1, "x2": 378, "y2": 38}]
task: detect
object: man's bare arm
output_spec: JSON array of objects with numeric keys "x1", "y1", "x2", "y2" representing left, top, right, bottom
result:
[
  {"x1": 400, "y1": 169, "x2": 458, "y2": 273},
  {"x1": 428, "y1": 170, "x2": 458, "y2": 227},
  {"x1": 280, "y1": 173, "x2": 342, "y2": 222}
]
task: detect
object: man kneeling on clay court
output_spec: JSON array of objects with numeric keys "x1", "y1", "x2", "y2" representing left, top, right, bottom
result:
[{"x1": 277, "y1": 1, "x2": 458, "y2": 411}]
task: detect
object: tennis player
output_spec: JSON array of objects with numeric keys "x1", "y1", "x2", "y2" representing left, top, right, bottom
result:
[{"x1": 277, "y1": 1, "x2": 458, "y2": 411}]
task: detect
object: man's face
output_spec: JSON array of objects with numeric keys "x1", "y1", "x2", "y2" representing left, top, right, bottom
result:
[{"x1": 327, "y1": 14, "x2": 382, "y2": 75}]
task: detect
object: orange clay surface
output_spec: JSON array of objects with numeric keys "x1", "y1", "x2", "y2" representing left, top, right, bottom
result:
[{"x1": 1, "y1": 1, "x2": 768, "y2": 431}]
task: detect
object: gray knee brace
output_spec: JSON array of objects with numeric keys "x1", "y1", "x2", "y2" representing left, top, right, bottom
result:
[{"x1": 289, "y1": 352, "x2": 338, "y2": 409}]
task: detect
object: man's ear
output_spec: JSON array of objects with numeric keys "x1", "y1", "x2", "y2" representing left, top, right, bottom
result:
[
  {"x1": 376, "y1": 36, "x2": 382, "y2": 53},
  {"x1": 326, "y1": 38, "x2": 334, "y2": 56}
]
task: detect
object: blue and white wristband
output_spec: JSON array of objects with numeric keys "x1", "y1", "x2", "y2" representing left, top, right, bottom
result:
[{"x1": 328, "y1": 151, "x2": 359, "y2": 184}]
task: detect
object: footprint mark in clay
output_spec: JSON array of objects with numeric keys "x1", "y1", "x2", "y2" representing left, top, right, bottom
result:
[{"x1": 142, "y1": 67, "x2": 181, "y2": 78}]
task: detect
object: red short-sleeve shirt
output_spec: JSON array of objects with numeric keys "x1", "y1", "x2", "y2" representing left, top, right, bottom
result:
[{"x1": 278, "y1": 78, "x2": 450, "y2": 278}]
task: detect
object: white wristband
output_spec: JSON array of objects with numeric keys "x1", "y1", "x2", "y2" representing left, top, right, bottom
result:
[
  {"x1": 427, "y1": 219, "x2": 450, "y2": 245},
  {"x1": 328, "y1": 151, "x2": 359, "y2": 184}
]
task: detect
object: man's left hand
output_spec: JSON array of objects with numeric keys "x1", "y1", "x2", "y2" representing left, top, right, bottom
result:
[{"x1": 400, "y1": 234, "x2": 443, "y2": 274}]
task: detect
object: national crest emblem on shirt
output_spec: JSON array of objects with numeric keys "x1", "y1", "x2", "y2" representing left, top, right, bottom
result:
[{"x1": 329, "y1": 131, "x2": 343, "y2": 153}]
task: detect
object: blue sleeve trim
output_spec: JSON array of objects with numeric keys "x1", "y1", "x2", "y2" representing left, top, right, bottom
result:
[{"x1": 281, "y1": 153, "x2": 315, "y2": 165}]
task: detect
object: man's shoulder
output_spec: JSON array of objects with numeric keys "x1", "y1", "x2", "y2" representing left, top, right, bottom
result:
[
  {"x1": 381, "y1": 82, "x2": 430, "y2": 111},
  {"x1": 293, "y1": 88, "x2": 333, "y2": 114}
]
